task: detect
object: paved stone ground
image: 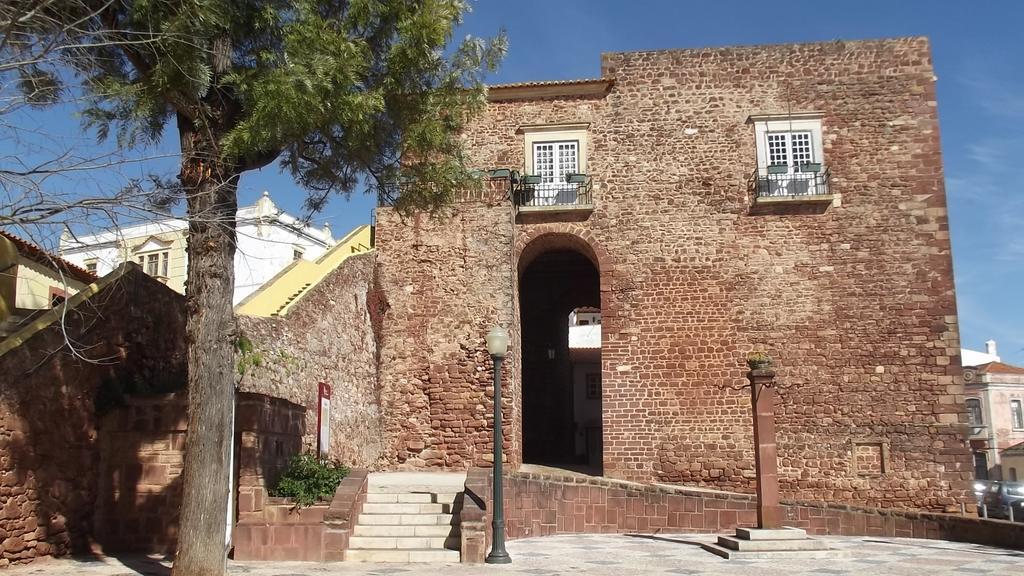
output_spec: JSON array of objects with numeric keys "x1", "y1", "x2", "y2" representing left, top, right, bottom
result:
[{"x1": 6, "y1": 534, "x2": 1024, "y2": 575}]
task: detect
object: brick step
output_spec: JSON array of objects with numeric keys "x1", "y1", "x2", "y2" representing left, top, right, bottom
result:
[
  {"x1": 701, "y1": 542, "x2": 848, "y2": 560},
  {"x1": 361, "y1": 502, "x2": 451, "y2": 515},
  {"x1": 357, "y1": 513, "x2": 454, "y2": 526},
  {"x1": 345, "y1": 548, "x2": 460, "y2": 563},
  {"x1": 348, "y1": 536, "x2": 458, "y2": 550},
  {"x1": 736, "y1": 527, "x2": 808, "y2": 541},
  {"x1": 717, "y1": 535, "x2": 829, "y2": 551},
  {"x1": 354, "y1": 524, "x2": 459, "y2": 537}
]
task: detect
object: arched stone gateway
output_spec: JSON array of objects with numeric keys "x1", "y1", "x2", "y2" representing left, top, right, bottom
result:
[{"x1": 516, "y1": 231, "x2": 606, "y2": 475}]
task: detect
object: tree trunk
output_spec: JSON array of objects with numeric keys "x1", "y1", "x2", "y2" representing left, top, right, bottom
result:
[{"x1": 171, "y1": 115, "x2": 239, "y2": 576}]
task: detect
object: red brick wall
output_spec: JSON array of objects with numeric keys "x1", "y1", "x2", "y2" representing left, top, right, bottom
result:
[
  {"x1": 460, "y1": 469, "x2": 1023, "y2": 563},
  {"x1": 235, "y1": 393, "x2": 306, "y2": 518},
  {"x1": 375, "y1": 37, "x2": 970, "y2": 511},
  {"x1": 0, "y1": 267, "x2": 186, "y2": 567},
  {"x1": 233, "y1": 469, "x2": 368, "y2": 562},
  {"x1": 95, "y1": 395, "x2": 187, "y2": 553},
  {"x1": 238, "y1": 252, "x2": 383, "y2": 467}
]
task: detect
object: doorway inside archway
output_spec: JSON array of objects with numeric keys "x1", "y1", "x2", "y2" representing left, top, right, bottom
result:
[{"x1": 520, "y1": 249, "x2": 602, "y2": 475}]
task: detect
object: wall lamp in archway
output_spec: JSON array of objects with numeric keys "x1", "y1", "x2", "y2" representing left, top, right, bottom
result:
[{"x1": 484, "y1": 325, "x2": 511, "y2": 563}]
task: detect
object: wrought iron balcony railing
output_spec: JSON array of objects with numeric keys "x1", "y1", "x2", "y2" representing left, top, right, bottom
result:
[
  {"x1": 514, "y1": 174, "x2": 593, "y2": 210},
  {"x1": 751, "y1": 165, "x2": 831, "y2": 199},
  {"x1": 516, "y1": 182, "x2": 593, "y2": 209}
]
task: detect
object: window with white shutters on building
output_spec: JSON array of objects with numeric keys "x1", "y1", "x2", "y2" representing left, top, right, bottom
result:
[
  {"x1": 750, "y1": 114, "x2": 831, "y2": 202},
  {"x1": 518, "y1": 124, "x2": 592, "y2": 211},
  {"x1": 138, "y1": 250, "x2": 170, "y2": 279},
  {"x1": 532, "y1": 141, "x2": 578, "y2": 204}
]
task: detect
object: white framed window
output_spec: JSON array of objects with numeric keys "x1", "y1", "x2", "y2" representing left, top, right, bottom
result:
[
  {"x1": 1012, "y1": 399, "x2": 1024, "y2": 431},
  {"x1": 84, "y1": 259, "x2": 97, "y2": 274},
  {"x1": 521, "y1": 123, "x2": 589, "y2": 207},
  {"x1": 751, "y1": 114, "x2": 826, "y2": 197},
  {"x1": 138, "y1": 250, "x2": 170, "y2": 278},
  {"x1": 966, "y1": 398, "x2": 984, "y2": 426},
  {"x1": 532, "y1": 140, "x2": 579, "y2": 204}
]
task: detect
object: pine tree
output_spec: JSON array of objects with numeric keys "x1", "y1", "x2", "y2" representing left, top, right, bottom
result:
[{"x1": 10, "y1": 2, "x2": 504, "y2": 574}]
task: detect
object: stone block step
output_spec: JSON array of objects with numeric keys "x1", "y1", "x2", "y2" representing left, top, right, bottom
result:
[
  {"x1": 717, "y1": 535, "x2": 829, "y2": 552},
  {"x1": 735, "y1": 527, "x2": 808, "y2": 541},
  {"x1": 365, "y1": 492, "x2": 458, "y2": 505},
  {"x1": 354, "y1": 524, "x2": 459, "y2": 537},
  {"x1": 362, "y1": 502, "x2": 450, "y2": 515},
  {"x1": 701, "y1": 542, "x2": 848, "y2": 560},
  {"x1": 345, "y1": 548, "x2": 460, "y2": 563},
  {"x1": 366, "y1": 472, "x2": 467, "y2": 495},
  {"x1": 358, "y1": 513, "x2": 454, "y2": 526},
  {"x1": 348, "y1": 536, "x2": 455, "y2": 550}
]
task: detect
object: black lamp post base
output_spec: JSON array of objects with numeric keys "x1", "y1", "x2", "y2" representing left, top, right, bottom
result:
[{"x1": 485, "y1": 550, "x2": 512, "y2": 564}]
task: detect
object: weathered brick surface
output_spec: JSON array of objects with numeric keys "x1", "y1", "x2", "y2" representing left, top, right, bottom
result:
[
  {"x1": 94, "y1": 394, "x2": 188, "y2": 553},
  {"x1": 235, "y1": 394, "x2": 306, "y2": 519},
  {"x1": 375, "y1": 203, "x2": 517, "y2": 470},
  {"x1": 233, "y1": 468, "x2": 368, "y2": 562},
  {"x1": 94, "y1": 392, "x2": 305, "y2": 555},
  {"x1": 0, "y1": 267, "x2": 187, "y2": 567},
  {"x1": 376, "y1": 37, "x2": 970, "y2": 511},
  {"x1": 238, "y1": 252, "x2": 383, "y2": 467}
]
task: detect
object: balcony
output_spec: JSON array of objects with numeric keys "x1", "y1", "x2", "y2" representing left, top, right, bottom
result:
[
  {"x1": 750, "y1": 165, "x2": 835, "y2": 206},
  {"x1": 514, "y1": 173, "x2": 594, "y2": 214}
]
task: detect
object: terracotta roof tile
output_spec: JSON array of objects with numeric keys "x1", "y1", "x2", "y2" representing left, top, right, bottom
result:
[
  {"x1": 1003, "y1": 441, "x2": 1024, "y2": 456},
  {"x1": 488, "y1": 78, "x2": 607, "y2": 89},
  {"x1": 973, "y1": 361, "x2": 1024, "y2": 375},
  {"x1": 0, "y1": 230, "x2": 98, "y2": 284}
]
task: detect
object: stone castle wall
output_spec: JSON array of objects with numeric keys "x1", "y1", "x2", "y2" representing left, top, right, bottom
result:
[
  {"x1": 374, "y1": 37, "x2": 970, "y2": 511},
  {"x1": 0, "y1": 268, "x2": 187, "y2": 567},
  {"x1": 238, "y1": 252, "x2": 383, "y2": 468}
]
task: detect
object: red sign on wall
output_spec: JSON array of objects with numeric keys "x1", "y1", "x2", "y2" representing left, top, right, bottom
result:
[{"x1": 317, "y1": 382, "x2": 332, "y2": 458}]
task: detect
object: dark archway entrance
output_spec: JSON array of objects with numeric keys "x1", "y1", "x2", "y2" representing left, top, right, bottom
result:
[{"x1": 520, "y1": 248, "x2": 601, "y2": 474}]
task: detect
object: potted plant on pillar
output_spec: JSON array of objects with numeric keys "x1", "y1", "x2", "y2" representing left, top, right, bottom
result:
[{"x1": 747, "y1": 351, "x2": 773, "y2": 371}]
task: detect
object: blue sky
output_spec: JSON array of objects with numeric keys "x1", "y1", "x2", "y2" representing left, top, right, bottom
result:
[{"x1": 5, "y1": 1, "x2": 1022, "y2": 363}]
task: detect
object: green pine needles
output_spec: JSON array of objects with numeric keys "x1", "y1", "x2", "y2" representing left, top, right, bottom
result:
[{"x1": 271, "y1": 453, "x2": 350, "y2": 507}]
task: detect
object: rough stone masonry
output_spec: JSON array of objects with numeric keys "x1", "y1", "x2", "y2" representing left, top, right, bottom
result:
[{"x1": 372, "y1": 37, "x2": 971, "y2": 512}]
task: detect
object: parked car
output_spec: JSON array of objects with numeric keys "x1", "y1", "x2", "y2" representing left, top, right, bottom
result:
[
  {"x1": 974, "y1": 480, "x2": 995, "y2": 508},
  {"x1": 979, "y1": 480, "x2": 1024, "y2": 521}
]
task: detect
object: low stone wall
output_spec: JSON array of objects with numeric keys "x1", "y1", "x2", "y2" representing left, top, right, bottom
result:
[
  {"x1": 233, "y1": 499, "x2": 330, "y2": 562},
  {"x1": 233, "y1": 469, "x2": 368, "y2": 562},
  {"x1": 323, "y1": 469, "x2": 369, "y2": 561},
  {"x1": 460, "y1": 468, "x2": 1024, "y2": 563},
  {"x1": 235, "y1": 393, "x2": 306, "y2": 518}
]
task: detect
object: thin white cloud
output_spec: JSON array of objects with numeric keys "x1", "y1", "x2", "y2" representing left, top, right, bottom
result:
[{"x1": 959, "y1": 72, "x2": 1024, "y2": 118}]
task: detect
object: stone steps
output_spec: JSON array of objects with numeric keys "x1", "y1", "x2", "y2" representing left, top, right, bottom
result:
[
  {"x1": 344, "y1": 472, "x2": 466, "y2": 563},
  {"x1": 361, "y1": 502, "x2": 452, "y2": 515},
  {"x1": 345, "y1": 549, "x2": 460, "y2": 563},
  {"x1": 356, "y1": 512, "x2": 455, "y2": 526},
  {"x1": 701, "y1": 527, "x2": 848, "y2": 559},
  {"x1": 354, "y1": 524, "x2": 458, "y2": 537}
]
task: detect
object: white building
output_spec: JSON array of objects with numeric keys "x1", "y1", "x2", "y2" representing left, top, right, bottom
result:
[
  {"x1": 962, "y1": 339, "x2": 1000, "y2": 368},
  {"x1": 59, "y1": 192, "x2": 335, "y2": 304}
]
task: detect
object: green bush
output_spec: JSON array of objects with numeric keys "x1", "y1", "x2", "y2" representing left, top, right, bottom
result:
[{"x1": 270, "y1": 453, "x2": 350, "y2": 506}]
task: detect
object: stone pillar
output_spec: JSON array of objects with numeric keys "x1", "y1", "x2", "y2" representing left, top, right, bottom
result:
[{"x1": 748, "y1": 369, "x2": 781, "y2": 529}]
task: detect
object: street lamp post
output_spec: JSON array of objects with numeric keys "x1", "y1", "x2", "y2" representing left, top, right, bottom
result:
[{"x1": 484, "y1": 325, "x2": 511, "y2": 564}]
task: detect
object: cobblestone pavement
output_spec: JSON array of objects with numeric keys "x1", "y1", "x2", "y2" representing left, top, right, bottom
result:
[{"x1": 7, "y1": 534, "x2": 1024, "y2": 575}]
